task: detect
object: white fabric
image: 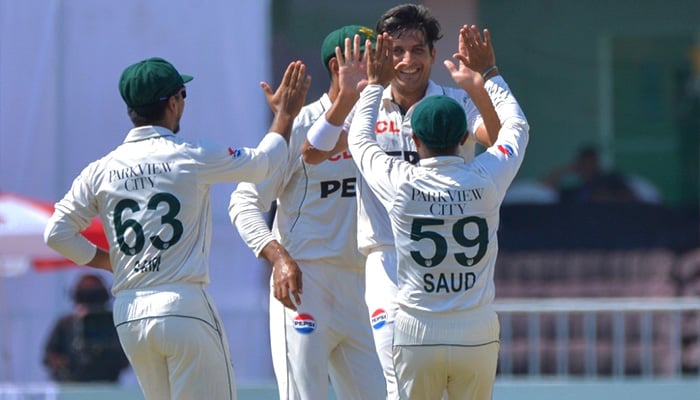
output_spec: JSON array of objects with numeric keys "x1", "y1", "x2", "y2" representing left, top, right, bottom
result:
[
  {"x1": 393, "y1": 342, "x2": 499, "y2": 400},
  {"x1": 231, "y1": 94, "x2": 366, "y2": 268},
  {"x1": 0, "y1": 1, "x2": 272, "y2": 383},
  {"x1": 348, "y1": 82, "x2": 529, "y2": 344},
  {"x1": 114, "y1": 283, "x2": 236, "y2": 400},
  {"x1": 364, "y1": 247, "x2": 399, "y2": 400},
  {"x1": 46, "y1": 126, "x2": 285, "y2": 294},
  {"x1": 353, "y1": 80, "x2": 484, "y2": 255},
  {"x1": 306, "y1": 117, "x2": 343, "y2": 152},
  {"x1": 230, "y1": 94, "x2": 383, "y2": 399}
]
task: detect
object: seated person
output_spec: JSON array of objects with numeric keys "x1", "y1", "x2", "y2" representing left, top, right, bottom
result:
[
  {"x1": 42, "y1": 273, "x2": 129, "y2": 382},
  {"x1": 541, "y1": 145, "x2": 642, "y2": 203}
]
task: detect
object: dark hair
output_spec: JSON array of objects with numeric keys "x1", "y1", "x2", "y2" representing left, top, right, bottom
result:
[
  {"x1": 126, "y1": 85, "x2": 183, "y2": 126},
  {"x1": 127, "y1": 103, "x2": 168, "y2": 126},
  {"x1": 71, "y1": 274, "x2": 110, "y2": 305},
  {"x1": 375, "y1": 4, "x2": 442, "y2": 50}
]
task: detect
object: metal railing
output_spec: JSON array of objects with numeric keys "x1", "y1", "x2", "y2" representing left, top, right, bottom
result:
[{"x1": 495, "y1": 297, "x2": 700, "y2": 378}]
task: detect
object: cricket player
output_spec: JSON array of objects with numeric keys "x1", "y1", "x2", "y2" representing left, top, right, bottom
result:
[
  {"x1": 350, "y1": 32, "x2": 528, "y2": 399},
  {"x1": 229, "y1": 26, "x2": 386, "y2": 400},
  {"x1": 44, "y1": 57, "x2": 310, "y2": 400},
  {"x1": 301, "y1": 5, "x2": 509, "y2": 397}
]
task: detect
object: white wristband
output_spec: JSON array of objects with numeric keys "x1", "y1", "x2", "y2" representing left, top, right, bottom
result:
[{"x1": 307, "y1": 117, "x2": 342, "y2": 151}]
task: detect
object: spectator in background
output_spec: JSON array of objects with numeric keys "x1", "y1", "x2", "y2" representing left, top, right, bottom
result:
[
  {"x1": 42, "y1": 273, "x2": 129, "y2": 382},
  {"x1": 540, "y1": 145, "x2": 647, "y2": 203}
]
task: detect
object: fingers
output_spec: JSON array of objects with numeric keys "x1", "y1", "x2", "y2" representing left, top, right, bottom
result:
[
  {"x1": 353, "y1": 34, "x2": 362, "y2": 61},
  {"x1": 443, "y1": 59, "x2": 457, "y2": 74},
  {"x1": 482, "y1": 28, "x2": 492, "y2": 48},
  {"x1": 290, "y1": 274, "x2": 303, "y2": 307},
  {"x1": 280, "y1": 60, "x2": 297, "y2": 88},
  {"x1": 260, "y1": 81, "x2": 272, "y2": 96},
  {"x1": 302, "y1": 74, "x2": 312, "y2": 94}
]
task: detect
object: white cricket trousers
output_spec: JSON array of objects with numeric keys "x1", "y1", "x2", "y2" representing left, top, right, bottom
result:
[
  {"x1": 269, "y1": 262, "x2": 385, "y2": 400},
  {"x1": 393, "y1": 342, "x2": 499, "y2": 400},
  {"x1": 364, "y1": 246, "x2": 399, "y2": 400},
  {"x1": 113, "y1": 283, "x2": 236, "y2": 400}
]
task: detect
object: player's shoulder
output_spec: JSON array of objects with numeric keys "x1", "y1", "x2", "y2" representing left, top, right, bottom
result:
[
  {"x1": 438, "y1": 85, "x2": 471, "y2": 107},
  {"x1": 294, "y1": 95, "x2": 328, "y2": 128}
]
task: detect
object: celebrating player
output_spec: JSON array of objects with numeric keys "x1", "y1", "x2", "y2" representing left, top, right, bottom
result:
[
  {"x1": 44, "y1": 57, "x2": 310, "y2": 400},
  {"x1": 349, "y1": 31, "x2": 528, "y2": 400},
  {"x1": 228, "y1": 26, "x2": 385, "y2": 400},
  {"x1": 300, "y1": 4, "x2": 513, "y2": 397}
]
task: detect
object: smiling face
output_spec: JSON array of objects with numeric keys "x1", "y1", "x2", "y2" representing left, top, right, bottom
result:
[{"x1": 390, "y1": 29, "x2": 436, "y2": 108}]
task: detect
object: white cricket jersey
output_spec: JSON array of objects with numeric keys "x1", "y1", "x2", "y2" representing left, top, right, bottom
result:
[
  {"x1": 353, "y1": 80, "x2": 484, "y2": 255},
  {"x1": 348, "y1": 83, "x2": 529, "y2": 344},
  {"x1": 230, "y1": 94, "x2": 364, "y2": 269},
  {"x1": 46, "y1": 125, "x2": 286, "y2": 294}
]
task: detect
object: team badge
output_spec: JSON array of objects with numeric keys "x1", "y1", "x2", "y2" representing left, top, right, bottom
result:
[
  {"x1": 293, "y1": 313, "x2": 316, "y2": 334},
  {"x1": 228, "y1": 147, "x2": 242, "y2": 158},
  {"x1": 371, "y1": 309, "x2": 388, "y2": 330},
  {"x1": 497, "y1": 144, "x2": 514, "y2": 158}
]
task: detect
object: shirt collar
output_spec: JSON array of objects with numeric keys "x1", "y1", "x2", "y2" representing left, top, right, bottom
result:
[
  {"x1": 320, "y1": 92, "x2": 332, "y2": 110},
  {"x1": 418, "y1": 155, "x2": 465, "y2": 167},
  {"x1": 123, "y1": 125, "x2": 175, "y2": 143},
  {"x1": 382, "y1": 80, "x2": 443, "y2": 110}
]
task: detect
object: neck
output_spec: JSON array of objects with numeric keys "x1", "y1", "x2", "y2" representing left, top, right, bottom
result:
[
  {"x1": 392, "y1": 86, "x2": 428, "y2": 111},
  {"x1": 327, "y1": 82, "x2": 339, "y2": 102},
  {"x1": 418, "y1": 146, "x2": 459, "y2": 159}
]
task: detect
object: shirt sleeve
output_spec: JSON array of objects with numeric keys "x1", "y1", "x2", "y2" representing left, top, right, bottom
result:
[
  {"x1": 473, "y1": 78, "x2": 530, "y2": 199},
  {"x1": 198, "y1": 132, "x2": 288, "y2": 185},
  {"x1": 347, "y1": 84, "x2": 413, "y2": 208},
  {"x1": 44, "y1": 167, "x2": 100, "y2": 265},
  {"x1": 228, "y1": 182, "x2": 277, "y2": 258},
  {"x1": 485, "y1": 76, "x2": 527, "y2": 123}
]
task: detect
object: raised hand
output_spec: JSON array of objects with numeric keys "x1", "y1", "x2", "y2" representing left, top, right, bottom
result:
[
  {"x1": 336, "y1": 34, "x2": 369, "y2": 97},
  {"x1": 261, "y1": 60, "x2": 312, "y2": 118},
  {"x1": 366, "y1": 32, "x2": 394, "y2": 86},
  {"x1": 264, "y1": 60, "x2": 312, "y2": 142},
  {"x1": 444, "y1": 25, "x2": 496, "y2": 91}
]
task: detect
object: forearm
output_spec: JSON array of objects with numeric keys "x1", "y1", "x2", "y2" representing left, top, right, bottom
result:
[
  {"x1": 259, "y1": 240, "x2": 294, "y2": 266},
  {"x1": 468, "y1": 85, "x2": 501, "y2": 147},
  {"x1": 302, "y1": 91, "x2": 357, "y2": 164},
  {"x1": 44, "y1": 212, "x2": 99, "y2": 266},
  {"x1": 85, "y1": 248, "x2": 112, "y2": 272},
  {"x1": 230, "y1": 194, "x2": 277, "y2": 257},
  {"x1": 268, "y1": 113, "x2": 295, "y2": 143}
]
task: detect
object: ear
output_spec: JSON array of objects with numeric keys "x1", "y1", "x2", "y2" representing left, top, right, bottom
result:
[
  {"x1": 328, "y1": 57, "x2": 340, "y2": 75},
  {"x1": 459, "y1": 131, "x2": 469, "y2": 145},
  {"x1": 412, "y1": 133, "x2": 423, "y2": 149},
  {"x1": 167, "y1": 95, "x2": 180, "y2": 112},
  {"x1": 430, "y1": 47, "x2": 437, "y2": 64}
]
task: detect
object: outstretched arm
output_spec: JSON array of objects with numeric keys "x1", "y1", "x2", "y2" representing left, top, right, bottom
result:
[
  {"x1": 262, "y1": 61, "x2": 312, "y2": 143},
  {"x1": 301, "y1": 34, "x2": 368, "y2": 164},
  {"x1": 444, "y1": 25, "x2": 501, "y2": 147}
]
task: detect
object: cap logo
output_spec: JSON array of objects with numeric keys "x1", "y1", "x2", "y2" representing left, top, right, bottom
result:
[{"x1": 358, "y1": 26, "x2": 376, "y2": 40}]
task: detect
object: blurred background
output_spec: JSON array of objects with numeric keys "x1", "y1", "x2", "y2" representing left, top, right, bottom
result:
[{"x1": 1, "y1": 0, "x2": 699, "y2": 399}]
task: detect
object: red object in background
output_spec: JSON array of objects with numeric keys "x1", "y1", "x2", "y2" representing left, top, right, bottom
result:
[{"x1": 0, "y1": 192, "x2": 108, "y2": 274}]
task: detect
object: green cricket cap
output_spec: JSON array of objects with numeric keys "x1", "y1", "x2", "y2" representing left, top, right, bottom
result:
[
  {"x1": 321, "y1": 25, "x2": 376, "y2": 72},
  {"x1": 411, "y1": 96, "x2": 468, "y2": 149},
  {"x1": 119, "y1": 57, "x2": 193, "y2": 108}
]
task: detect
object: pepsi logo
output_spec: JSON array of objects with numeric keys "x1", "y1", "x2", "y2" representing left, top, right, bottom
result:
[
  {"x1": 371, "y1": 309, "x2": 387, "y2": 330},
  {"x1": 293, "y1": 313, "x2": 316, "y2": 334}
]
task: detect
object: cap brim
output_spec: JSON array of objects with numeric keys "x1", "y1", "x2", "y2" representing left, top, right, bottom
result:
[{"x1": 181, "y1": 74, "x2": 193, "y2": 83}]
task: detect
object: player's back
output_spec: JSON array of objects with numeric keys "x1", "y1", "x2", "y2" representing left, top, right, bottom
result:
[
  {"x1": 391, "y1": 158, "x2": 503, "y2": 315},
  {"x1": 85, "y1": 126, "x2": 275, "y2": 293}
]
